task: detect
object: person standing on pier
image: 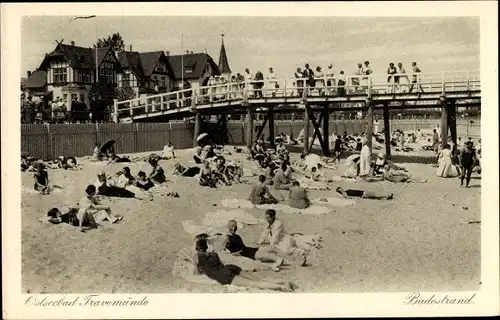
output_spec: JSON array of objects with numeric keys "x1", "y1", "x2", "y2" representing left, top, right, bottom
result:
[
  {"x1": 387, "y1": 63, "x2": 397, "y2": 93},
  {"x1": 267, "y1": 67, "x2": 279, "y2": 97},
  {"x1": 397, "y1": 63, "x2": 408, "y2": 93},
  {"x1": 244, "y1": 68, "x2": 254, "y2": 97},
  {"x1": 326, "y1": 64, "x2": 335, "y2": 95},
  {"x1": 409, "y1": 62, "x2": 424, "y2": 93},
  {"x1": 295, "y1": 67, "x2": 304, "y2": 97},
  {"x1": 363, "y1": 61, "x2": 373, "y2": 93},
  {"x1": 303, "y1": 63, "x2": 315, "y2": 90}
]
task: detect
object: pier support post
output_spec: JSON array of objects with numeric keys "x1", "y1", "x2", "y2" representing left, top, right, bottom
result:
[
  {"x1": 193, "y1": 112, "x2": 201, "y2": 147},
  {"x1": 322, "y1": 103, "x2": 331, "y2": 156},
  {"x1": 440, "y1": 96, "x2": 448, "y2": 147},
  {"x1": 383, "y1": 102, "x2": 391, "y2": 158},
  {"x1": 268, "y1": 106, "x2": 275, "y2": 149},
  {"x1": 448, "y1": 100, "x2": 457, "y2": 153},
  {"x1": 303, "y1": 103, "x2": 310, "y2": 155},
  {"x1": 365, "y1": 97, "x2": 374, "y2": 151},
  {"x1": 245, "y1": 105, "x2": 253, "y2": 149},
  {"x1": 220, "y1": 112, "x2": 228, "y2": 145}
]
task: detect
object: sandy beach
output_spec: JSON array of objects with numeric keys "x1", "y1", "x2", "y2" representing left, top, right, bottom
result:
[{"x1": 21, "y1": 147, "x2": 481, "y2": 293}]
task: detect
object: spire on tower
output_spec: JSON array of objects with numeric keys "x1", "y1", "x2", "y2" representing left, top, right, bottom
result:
[{"x1": 218, "y1": 33, "x2": 231, "y2": 75}]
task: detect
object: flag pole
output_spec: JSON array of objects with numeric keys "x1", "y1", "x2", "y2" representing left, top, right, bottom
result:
[
  {"x1": 95, "y1": 16, "x2": 98, "y2": 84},
  {"x1": 181, "y1": 33, "x2": 184, "y2": 87}
]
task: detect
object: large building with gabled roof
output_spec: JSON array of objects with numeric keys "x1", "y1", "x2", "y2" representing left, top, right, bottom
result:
[
  {"x1": 29, "y1": 41, "x2": 123, "y2": 109},
  {"x1": 117, "y1": 46, "x2": 174, "y2": 97},
  {"x1": 165, "y1": 52, "x2": 220, "y2": 90}
]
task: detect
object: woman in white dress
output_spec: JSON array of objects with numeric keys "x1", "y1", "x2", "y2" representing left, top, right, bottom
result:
[
  {"x1": 359, "y1": 138, "x2": 372, "y2": 179},
  {"x1": 267, "y1": 67, "x2": 279, "y2": 97},
  {"x1": 315, "y1": 66, "x2": 325, "y2": 96},
  {"x1": 437, "y1": 144, "x2": 455, "y2": 177}
]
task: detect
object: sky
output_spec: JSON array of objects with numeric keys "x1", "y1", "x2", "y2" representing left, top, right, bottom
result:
[{"x1": 21, "y1": 16, "x2": 480, "y2": 80}]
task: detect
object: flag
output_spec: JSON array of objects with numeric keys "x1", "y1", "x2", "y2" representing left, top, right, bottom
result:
[{"x1": 69, "y1": 15, "x2": 96, "y2": 22}]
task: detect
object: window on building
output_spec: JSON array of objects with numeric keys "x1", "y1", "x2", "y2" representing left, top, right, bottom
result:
[
  {"x1": 160, "y1": 76, "x2": 166, "y2": 88},
  {"x1": 121, "y1": 73, "x2": 130, "y2": 87},
  {"x1": 156, "y1": 62, "x2": 165, "y2": 72},
  {"x1": 53, "y1": 67, "x2": 67, "y2": 83},
  {"x1": 185, "y1": 67, "x2": 193, "y2": 73},
  {"x1": 77, "y1": 71, "x2": 83, "y2": 83},
  {"x1": 84, "y1": 71, "x2": 91, "y2": 84}
]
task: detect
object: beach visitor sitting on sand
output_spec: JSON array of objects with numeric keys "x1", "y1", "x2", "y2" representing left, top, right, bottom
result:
[
  {"x1": 77, "y1": 185, "x2": 123, "y2": 232},
  {"x1": 95, "y1": 172, "x2": 142, "y2": 199},
  {"x1": 162, "y1": 141, "x2": 176, "y2": 160},
  {"x1": 192, "y1": 238, "x2": 295, "y2": 291},
  {"x1": 264, "y1": 161, "x2": 277, "y2": 185},
  {"x1": 258, "y1": 210, "x2": 307, "y2": 264},
  {"x1": 148, "y1": 158, "x2": 166, "y2": 184},
  {"x1": 172, "y1": 163, "x2": 201, "y2": 177},
  {"x1": 45, "y1": 207, "x2": 97, "y2": 230},
  {"x1": 213, "y1": 156, "x2": 231, "y2": 186},
  {"x1": 288, "y1": 181, "x2": 310, "y2": 209},
  {"x1": 225, "y1": 160, "x2": 243, "y2": 184},
  {"x1": 33, "y1": 163, "x2": 63, "y2": 195},
  {"x1": 135, "y1": 171, "x2": 155, "y2": 191},
  {"x1": 113, "y1": 167, "x2": 135, "y2": 188},
  {"x1": 93, "y1": 143, "x2": 101, "y2": 161},
  {"x1": 223, "y1": 220, "x2": 284, "y2": 272},
  {"x1": 199, "y1": 162, "x2": 217, "y2": 188},
  {"x1": 273, "y1": 163, "x2": 292, "y2": 191},
  {"x1": 382, "y1": 165, "x2": 427, "y2": 183},
  {"x1": 249, "y1": 175, "x2": 279, "y2": 205},
  {"x1": 336, "y1": 187, "x2": 393, "y2": 200}
]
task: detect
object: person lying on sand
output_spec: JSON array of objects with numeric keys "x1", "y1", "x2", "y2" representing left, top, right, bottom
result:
[
  {"x1": 77, "y1": 185, "x2": 123, "y2": 232},
  {"x1": 192, "y1": 238, "x2": 296, "y2": 292},
  {"x1": 249, "y1": 175, "x2": 278, "y2": 205},
  {"x1": 45, "y1": 207, "x2": 97, "y2": 230},
  {"x1": 336, "y1": 187, "x2": 393, "y2": 200},
  {"x1": 258, "y1": 210, "x2": 307, "y2": 264},
  {"x1": 223, "y1": 220, "x2": 284, "y2": 272},
  {"x1": 172, "y1": 163, "x2": 201, "y2": 177},
  {"x1": 288, "y1": 181, "x2": 310, "y2": 209},
  {"x1": 148, "y1": 158, "x2": 166, "y2": 184},
  {"x1": 382, "y1": 165, "x2": 427, "y2": 183},
  {"x1": 95, "y1": 172, "x2": 143, "y2": 199},
  {"x1": 33, "y1": 163, "x2": 63, "y2": 195},
  {"x1": 107, "y1": 154, "x2": 131, "y2": 165}
]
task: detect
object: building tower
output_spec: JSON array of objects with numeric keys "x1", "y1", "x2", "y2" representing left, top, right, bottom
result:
[{"x1": 218, "y1": 34, "x2": 231, "y2": 78}]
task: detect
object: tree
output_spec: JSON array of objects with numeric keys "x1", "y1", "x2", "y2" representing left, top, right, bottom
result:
[
  {"x1": 96, "y1": 32, "x2": 125, "y2": 52},
  {"x1": 116, "y1": 86, "x2": 136, "y2": 102}
]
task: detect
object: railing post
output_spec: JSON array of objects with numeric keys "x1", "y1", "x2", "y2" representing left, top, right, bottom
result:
[
  {"x1": 113, "y1": 99, "x2": 118, "y2": 123},
  {"x1": 284, "y1": 79, "x2": 287, "y2": 98},
  {"x1": 191, "y1": 89, "x2": 196, "y2": 108},
  {"x1": 367, "y1": 75, "x2": 372, "y2": 98},
  {"x1": 441, "y1": 71, "x2": 446, "y2": 95},
  {"x1": 466, "y1": 70, "x2": 470, "y2": 91},
  {"x1": 160, "y1": 95, "x2": 164, "y2": 111},
  {"x1": 129, "y1": 100, "x2": 133, "y2": 117},
  {"x1": 176, "y1": 92, "x2": 180, "y2": 108},
  {"x1": 144, "y1": 97, "x2": 149, "y2": 114}
]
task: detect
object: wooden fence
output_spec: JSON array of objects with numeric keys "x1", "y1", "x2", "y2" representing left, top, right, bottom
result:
[{"x1": 21, "y1": 119, "x2": 480, "y2": 160}]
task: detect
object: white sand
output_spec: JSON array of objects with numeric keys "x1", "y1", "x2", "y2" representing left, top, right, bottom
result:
[{"x1": 21, "y1": 147, "x2": 480, "y2": 293}]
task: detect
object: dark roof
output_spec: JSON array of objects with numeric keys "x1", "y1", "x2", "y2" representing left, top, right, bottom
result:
[
  {"x1": 166, "y1": 53, "x2": 220, "y2": 80},
  {"x1": 24, "y1": 70, "x2": 47, "y2": 89},
  {"x1": 139, "y1": 51, "x2": 164, "y2": 77},
  {"x1": 218, "y1": 40, "x2": 231, "y2": 74},
  {"x1": 39, "y1": 43, "x2": 121, "y2": 71},
  {"x1": 118, "y1": 50, "x2": 170, "y2": 84},
  {"x1": 118, "y1": 51, "x2": 146, "y2": 81}
]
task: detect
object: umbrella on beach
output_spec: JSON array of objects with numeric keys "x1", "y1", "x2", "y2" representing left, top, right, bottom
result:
[
  {"x1": 196, "y1": 133, "x2": 209, "y2": 143},
  {"x1": 100, "y1": 140, "x2": 116, "y2": 154}
]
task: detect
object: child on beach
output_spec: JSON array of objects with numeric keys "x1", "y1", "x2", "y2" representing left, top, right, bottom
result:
[
  {"x1": 199, "y1": 162, "x2": 217, "y2": 188},
  {"x1": 172, "y1": 163, "x2": 201, "y2": 177},
  {"x1": 45, "y1": 207, "x2": 97, "y2": 230},
  {"x1": 162, "y1": 141, "x2": 176, "y2": 160},
  {"x1": 95, "y1": 172, "x2": 142, "y2": 199},
  {"x1": 33, "y1": 163, "x2": 62, "y2": 195},
  {"x1": 148, "y1": 158, "x2": 166, "y2": 184},
  {"x1": 135, "y1": 171, "x2": 155, "y2": 191}
]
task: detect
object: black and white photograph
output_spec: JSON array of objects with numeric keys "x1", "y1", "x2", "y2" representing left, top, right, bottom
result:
[{"x1": 2, "y1": 2, "x2": 498, "y2": 319}]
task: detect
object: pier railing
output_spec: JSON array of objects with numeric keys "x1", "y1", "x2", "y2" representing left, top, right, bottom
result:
[{"x1": 113, "y1": 69, "x2": 480, "y2": 121}]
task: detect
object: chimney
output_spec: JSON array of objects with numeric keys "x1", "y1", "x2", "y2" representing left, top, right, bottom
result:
[
  {"x1": 27, "y1": 71, "x2": 32, "y2": 77},
  {"x1": 129, "y1": 45, "x2": 132, "y2": 52},
  {"x1": 166, "y1": 51, "x2": 170, "y2": 56},
  {"x1": 185, "y1": 50, "x2": 190, "y2": 54},
  {"x1": 71, "y1": 41, "x2": 75, "y2": 46}
]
